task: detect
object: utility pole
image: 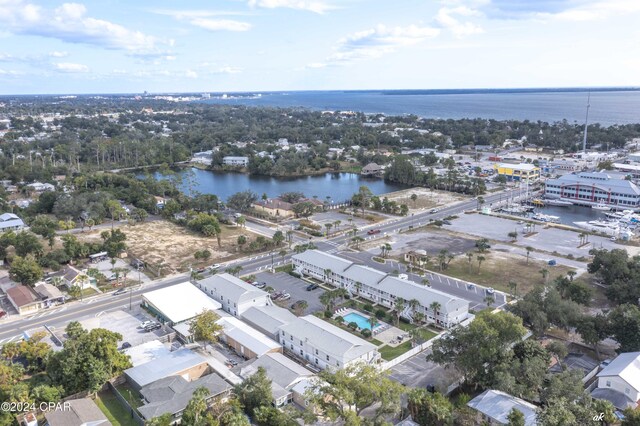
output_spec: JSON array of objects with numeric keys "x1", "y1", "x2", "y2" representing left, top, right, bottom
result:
[{"x1": 582, "y1": 92, "x2": 591, "y2": 153}]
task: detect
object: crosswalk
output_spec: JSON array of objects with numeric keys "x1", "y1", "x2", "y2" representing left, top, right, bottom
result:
[{"x1": 23, "y1": 306, "x2": 68, "y2": 320}]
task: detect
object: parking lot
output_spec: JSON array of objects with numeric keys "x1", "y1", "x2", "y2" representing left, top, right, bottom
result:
[
  {"x1": 77, "y1": 309, "x2": 170, "y2": 347},
  {"x1": 255, "y1": 272, "x2": 325, "y2": 314},
  {"x1": 388, "y1": 349, "x2": 461, "y2": 393}
]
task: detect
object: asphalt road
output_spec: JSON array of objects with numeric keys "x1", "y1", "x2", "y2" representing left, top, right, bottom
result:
[{"x1": 0, "y1": 189, "x2": 519, "y2": 345}]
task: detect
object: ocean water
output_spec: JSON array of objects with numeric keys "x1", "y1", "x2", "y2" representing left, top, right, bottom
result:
[{"x1": 200, "y1": 89, "x2": 640, "y2": 126}]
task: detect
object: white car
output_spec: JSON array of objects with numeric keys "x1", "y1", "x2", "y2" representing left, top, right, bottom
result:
[
  {"x1": 208, "y1": 264, "x2": 222, "y2": 271},
  {"x1": 279, "y1": 293, "x2": 291, "y2": 301},
  {"x1": 139, "y1": 320, "x2": 155, "y2": 329}
]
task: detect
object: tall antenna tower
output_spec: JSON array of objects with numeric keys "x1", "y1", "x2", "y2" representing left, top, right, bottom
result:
[{"x1": 582, "y1": 92, "x2": 591, "y2": 153}]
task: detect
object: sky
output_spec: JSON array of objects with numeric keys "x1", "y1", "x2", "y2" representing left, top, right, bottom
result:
[{"x1": 0, "y1": 0, "x2": 639, "y2": 94}]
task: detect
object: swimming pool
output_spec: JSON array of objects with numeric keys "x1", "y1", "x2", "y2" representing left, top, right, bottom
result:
[{"x1": 343, "y1": 312, "x2": 378, "y2": 330}]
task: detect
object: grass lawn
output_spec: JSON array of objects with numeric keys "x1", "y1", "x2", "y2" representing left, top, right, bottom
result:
[
  {"x1": 81, "y1": 288, "x2": 99, "y2": 297},
  {"x1": 115, "y1": 383, "x2": 143, "y2": 409},
  {"x1": 440, "y1": 251, "x2": 574, "y2": 296},
  {"x1": 379, "y1": 341, "x2": 413, "y2": 361},
  {"x1": 95, "y1": 391, "x2": 137, "y2": 426},
  {"x1": 415, "y1": 328, "x2": 438, "y2": 341}
]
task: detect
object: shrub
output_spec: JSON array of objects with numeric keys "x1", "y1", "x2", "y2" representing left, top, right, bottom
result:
[
  {"x1": 289, "y1": 271, "x2": 301, "y2": 278},
  {"x1": 361, "y1": 329, "x2": 372, "y2": 338},
  {"x1": 348, "y1": 321, "x2": 358, "y2": 330},
  {"x1": 375, "y1": 309, "x2": 387, "y2": 319},
  {"x1": 324, "y1": 310, "x2": 333, "y2": 318},
  {"x1": 335, "y1": 316, "x2": 344, "y2": 324},
  {"x1": 363, "y1": 303, "x2": 374, "y2": 312}
]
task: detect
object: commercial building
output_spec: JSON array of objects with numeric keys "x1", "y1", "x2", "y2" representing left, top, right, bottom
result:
[
  {"x1": 142, "y1": 282, "x2": 221, "y2": 325},
  {"x1": 467, "y1": 390, "x2": 538, "y2": 425},
  {"x1": 222, "y1": 156, "x2": 249, "y2": 167},
  {"x1": 240, "y1": 352, "x2": 314, "y2": 406},
  {"x1": 33, "y1": 283, "x2": 64, "y2": 306},
  {"x1": 242, "y1": 305, "x2": 297, "y2": 340},
  {"x1": 196, "y1": 273, "x2": 270, "y2": 318},
  {"x1": 277, "y1": 315, "x2": 379, "y2": 370},
  {"x1": 494, "y1": 163, "x2": 540, "y2": 182},
  {"x1": 0, "y1": 213, "x2": 25, "y2": 233},
  {"x1": 252, "y1": 198, "x2": 296, "y2": 218},
  {"x1": 591, "y1": 351, "x2": 640, "y2": 410},
  {"x1": 217, "y1": 316, "x2": 281, "y2": 359},
  {"x1": 6, "y1": 285, "x2": 43, "y2": 315},
  {"x1": 544, "y1": 172, "x2": 640, "y2": 210},
  {"x1": 292, "y1": 250, "x2": 469, "y2": 328}
]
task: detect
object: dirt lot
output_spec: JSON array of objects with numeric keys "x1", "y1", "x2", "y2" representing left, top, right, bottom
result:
[
  {"x1": 77, "y1": 220, "x2": 254, "y2": 274},
  {"x1": 383, "y1": 187, "x2": 466, "y2": 212},
  {"x1": 443, "y1": 249, "x2": 575, "y2": 296}
]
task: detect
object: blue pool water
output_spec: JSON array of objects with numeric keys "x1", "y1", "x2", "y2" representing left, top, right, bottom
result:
[{"x1": 343, "y1": 312, "x2": 377, "y2": 330}]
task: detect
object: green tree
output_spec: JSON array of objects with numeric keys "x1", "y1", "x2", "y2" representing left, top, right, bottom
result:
[
  {"x1": 235, "y1": 366, "x2": 273, "y2": 417},
  {"x1": 227, "y1": 190, "x2": 258, "y2": 212},
  {"x1": 189, "y1": 310, "x2": 223, "y2": 346},
  {"x1": 147, "y1": 413, "x2": 173, "y2": 426},
  {"x1": 9, "y1": 255, "x2": 44, "y2": 286},
  {"x1": 407, "y1": 388, "x2": 453, "y2": 426},
  {"x1": 506, "y1": 408, "x2": 525, "y2": 426},
  {"x1": 608, "y1": 303, "x2": 640, "y2": 352},
  {"x1": 272, "y1": 230, "x2": 284, "y2": 246},
  {"x1": 14, "y1": 231, "x2": 44, "y2": 258},
  {"x1": 181, "y1": 386, "x2": 216, "y2": 426}
]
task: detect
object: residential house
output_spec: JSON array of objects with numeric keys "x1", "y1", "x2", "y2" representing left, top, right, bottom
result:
[
  {"x1": 360, "y1": 162, "x2": 384, "y2": 177},
  {"x1": 0, "y1": 213, "x2": 25, "y2": 233},
  {"x1": 196, "y1": 273, "x2": 270, "y2": 318},
  {"x1": 137, "y1": 373, "x2": 232, "y2": 423},
  {"x1": 223, "y1": 156, "x2": 249, "y2": 167},
  {"x1": 33, "y1": 283, "x2": 65, "y2": 306},
  {"x1": 26, "y1": 182, "x2": 55, "y2": 192},
  {"x1": 591, "y1": 351, "x2": 640, "y2": 410},
  {"x1": 241, "y1": 305, "x2": 297, "y2": 340},
  {"x1": 277, "y1": 315, "x2": 379, "y2": 370},
  {"x1": 124, "y1": 349, "x2": 211, "y2": 390},
  {"x1": 240, "y1": 352, "x2": 314, "y2": 406},
  {"x1": 61, "y1": 265, "x2": 96, "y2": 290},
  {"x1": 44, "y1": 398, "x2": 111, "y2": 426},
  {"x1": 217, "y1": 316, "x2": 281, "y2": 359},
  {"x1": 6, "y1": 285, "x2": 43, "y2": 315},
  {"x1": 293, "y1": 250, "x2": 470, "y2": 328},
  {"x1": 141, "y1": 282, "x2": 221, "y2": 326},
  {"x1": 467, "y1": 390, "x2": 538, "y2": 425},
  {"x1": 252, "y1": 198, "x2": 295, "y2": 218}
]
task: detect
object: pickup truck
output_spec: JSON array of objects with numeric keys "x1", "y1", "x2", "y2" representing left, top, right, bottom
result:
[{"x1": 367, "y1": 229, "x2": 381, "y2": 235}]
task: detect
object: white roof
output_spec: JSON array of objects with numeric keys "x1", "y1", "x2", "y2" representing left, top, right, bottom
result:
[
  {"x1": 293, "y1": 250, "x2": 353, "y2": 273},
  {"x1": 125, "y1": 349, "x2": 207, "y2": 388},
  {"x1": 598, "y1": 352, "x2": 640, "y2": 392},
  {"x1": 498, "y1": 163, "x2": 538, "y2": 171},
  {"x1": 143, "y1": 282, "x2": 221, "y2": 323},
  {"x1": 240, "y1": 352, "x2": 313, "y2": 390},
  {"x1": 278, "y1": 315, "x2": 377, "y2": 364},
  {"x1": 242, "y1": 305, "x2": 297, "y2": 335},
  {"x1": 378, "y1": 276, "x2": 469, "y2": 315},
  {"x1": 123, "y1": 340, "x2": 171, "y2": 367},
  {"x1": 468, "y1": 390, "x2": 538, "y2": 426},
  {"x1": 217, "y1": 317, "x2": 281, "y2": 358},
  {"x1": 198, "y1": 273, "x2": 268, "y2": 305}
]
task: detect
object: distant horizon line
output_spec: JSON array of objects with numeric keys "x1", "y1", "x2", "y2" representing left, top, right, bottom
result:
[{"x1": 1, "y1": 86, "x2": 639, "y2": 98}]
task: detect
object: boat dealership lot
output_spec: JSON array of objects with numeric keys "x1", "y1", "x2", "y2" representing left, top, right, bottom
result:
[{"x1": 446, "y1": 213, "x2": 628, "y2": 257}]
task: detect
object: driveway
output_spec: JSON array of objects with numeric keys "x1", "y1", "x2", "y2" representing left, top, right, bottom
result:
[
  {"x1": 388, "y1": 349, "x2": 461, "y2": 392},
  {"x1": 255, "y1": 272, "x2": 325, "y2": 314}
]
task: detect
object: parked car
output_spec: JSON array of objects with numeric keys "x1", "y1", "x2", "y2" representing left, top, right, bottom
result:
[
  {"x1": 430, "y1": 208, "x2": 439, "y2": 214},
  {"x1": 252, "y1": 281, "x2": 259, "y2": 286},
  {"x1": 486, "y1": 287, "x2": 495, "y2": 295},
  {"x1": 291, "y1": 300, "x2": 306, "y2": 310},
  {"x1": 398, "y1": 274, "x2": 408, "y2": 280},
  {"x1": 144, "y1": 323, "x2": 162, "y2": 332},
  {"x1": 107, "y1": 274, "x2": 118, "y2": 281},
  {"x1": 279, "y1": 293, "x2": 291, "y2": 301},
  {"x1": 254, "y1": 282, "x2": 266, "y2": 289},
  {"x1": 113, "y1": 288, "x2": 126, "y2": 296},
  {"x1": 195, "y1": 267, "x2": 207, "y2": 273},
  {"x1": 367, "y1": 229, "x2": 381, "y2": 235},
  {"x1": 306, "y1": 283, "x2": 319, "y2": 291},
  {"x1": 139, "y1": 320, "x2": 155, "y2": 329},
  {"x1": 130, "y1": 259, "x2": 144, "y2": 269},
  {"x1": 208, "y1": 264, "x2": 222, "y2": 271},
  {"x1": 548, "y1": 259, "x2": 557, "y2": 266},
  {"x1": 120, "y1": 342, "x2": 131, "y2": 350}
]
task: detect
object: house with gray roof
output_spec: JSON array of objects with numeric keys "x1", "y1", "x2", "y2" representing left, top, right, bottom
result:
[
  {"x1": 124, "y1": 349, "x2": 211, "y2": 390},
  {"x1": 240, "y1": 352, "x2": 314, "y2": 406},
  {"x1": 137, "y1": 373, "x2": 232, "y2": 422},
  {"x1": 278, "y1": 315, "x2": 379, "y2": 370},
  {"x1": 0, "y1": 213, "x2": 25, "y2": 233},
  {"x1": 467, "y1": 390, "x2": 538, "y2": 425},
  {"x1": 591, "y1": 351, "x2": 640, "y2": 410},
  {"x1": 545, "y1": 171, "x2": 640, "y2": 210},
  {"x1": 44, "y1": 398, "x2": 111, "y2": 426},
  {"x1": 196, "y1": 273, "x2": 270, "y2": 318},
  {"x1": 242, "y1": 305, "x2": 297, "y2": 340},
  {"x1": 293, "y1": 250, "x2": 469, "y2": 328}
]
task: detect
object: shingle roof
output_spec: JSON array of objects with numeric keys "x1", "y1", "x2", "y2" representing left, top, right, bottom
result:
[
  {"x1": 597, "y1": 351, "x2": 640, "y2": 393},
  {"x1": 6, "y1": 285, "x2": 39, "y2": 307},
  {"x1": 341, "y1": 264, "x2": 387, "y2": 287},
  {"x1": 240, "y1": 352, "x2": 313, "y2": 390},
  {"x1": 242, "y1": 305, "x2": 297, "y2": 336},
  {"x1": 138, "y1": 374, "x2": 231, "y2": 420},
  {"x1": 198, "y1": 273, "x2": 268, "y2": 306},
  {"x1": 467, "y1": 390, "x2": 538, "y2": 426},
  {"x1": 124, "y1": 349, "x2": 207, "y2": 388},
  {"x1": 45, "y1": 398, "x2": 111, "y2": 426},
  {"x1": 217, "y1": 317, "x2": 281, "y2": 357},
  {"x1": 591, "y1": 388, "x2": 637, "y2": 410},
  {"x1": 292, "y1": 250, "x2": 354, "y2": 273},
  {"x1": 278, "y1": 315, "x2": 377, "y2": 364},
  {"x1": 34, "y1": 283, "x2": 63, "y2": 300}
]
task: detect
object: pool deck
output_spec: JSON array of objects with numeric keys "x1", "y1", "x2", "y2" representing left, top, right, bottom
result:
[{"x1": 336, "y1": 308, "x2": 407, "y2": 347}]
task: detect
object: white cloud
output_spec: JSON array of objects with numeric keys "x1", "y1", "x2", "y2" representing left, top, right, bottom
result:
[
  {"x1": 537, "y1": 0, "x2": 640, "y2": 21},
  {"x1": 54, "y1": 62, "x2": 89, "y2": 73},
  {"x1": 316, "y1": 24, "x2": 440, "y2": 66},
  {"x1": 247, "y1": 0, "x2": 334, "y2": 14},
  {"x1": 48, "y1": 51, "x2": 69, "y2": 58},
  {"x1": 189, "y1": 18, "x2": 252, "y2": 32},
  {"x1": 185, "y1": 69, "x2": 198, "y2": 78},
  {"x1": 435, "y1": 6, "x2": 484, "y2": 38},
  {"x1": 0, "y1": 0, "x2": 157, "y2": 51}
]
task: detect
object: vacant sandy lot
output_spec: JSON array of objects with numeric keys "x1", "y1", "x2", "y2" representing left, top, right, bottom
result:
[
  {"x1": 77, "y1": 220, "x2": 254, "y2": 274},
  {"x1": 383, "y1": 187, "x2": 466, "y2": 212}
]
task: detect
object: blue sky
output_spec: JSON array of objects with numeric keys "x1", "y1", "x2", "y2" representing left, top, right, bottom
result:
[{"x1": 0, "y1": 0, "x2": 638, "y2": 94}]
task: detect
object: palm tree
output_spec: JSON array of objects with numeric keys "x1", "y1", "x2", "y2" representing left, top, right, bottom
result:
[
  {"x1": 354, "y1": 281, "x2": 362, "y2": 297},
  {"x1": 408, "y1": 299, "x2": 420, "y2": 323},
  {"x1": 323, "y1": 268, "x2": 332, "y2": 284},
  {"x1": 476, "y1": 255, "x2": 485, "y2": 273},
  {"x1": 429, "y1": 301, "x2": 441, "y2": 326},
  {"x1": 293, "y1": 300, "x2": 308, "y2": 315},
  {"x1": 382, "y1": 243, "x2": 392, "y2": 258},
  {"x1": 508, "y1": 281, "x2": 517, "y2": 298},
  {"x1": 466, "y1": 252, "x2": 474, "y2": 272},
  {"x1": 394, "y1": 297, "x2": 405, "y2": 325},
  {"x1": 351, "y1": 236, "x2": 364, "y2": 249},
  {"x1": 413, "y1": 312, "x2": 425, "y2": 325},
  {"x1": 567, "y1": 270, "x2": 576, "y2": 281},
  {"x1": 484, "y1": 295, "x2": 495, "y2": 307},
  {"x1": 421, "y1": 278, "x2": 430, "y2": 287},
  {"x1": 279, "y1": 249, "x2": 287, "y2": 264},
  {"x1": 325, "y1": 223, "x2": 332, "y2": 237},
  {"x1": 525, "y1": 246, "x2": 533, "y2": 264},
  {"x1": 367, "y1": 315, "x2": 377, "y2": 333},
  {"x1": 68, "y1": 285, "x2": 82, "y2": 301},
  {"x1": 539, "y1": 268, "x2": 549, "y2": 284}
]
